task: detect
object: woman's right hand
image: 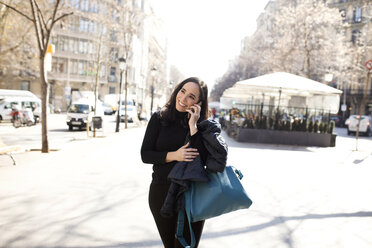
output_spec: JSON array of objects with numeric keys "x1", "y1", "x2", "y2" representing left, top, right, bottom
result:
[{"x1": 165, "y1": 142, "x2": 199, "y2": 162}]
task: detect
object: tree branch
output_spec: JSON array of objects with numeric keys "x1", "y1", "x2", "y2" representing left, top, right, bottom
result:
[
  {"x1": 54, "y1": 11, "x2": 73, "y2": 23},
  {"x1": 29, "y1": 0, "x2": 43, "y2": 53},
  {"x1": 33, "y1": 0, "x2": 47, "y2": 31},
  {"x1": 36, "y1": 10, "x2": 45, "y2": 44},
  {"x1": 0, "y1": 25, "x2": 33, "y2": 56},
  {"x1": 49, "y1": 0, "x2": 60, "y2": 28},
  {"x1": 0, "y1": 1, "x2": 33, "y2": 22}
]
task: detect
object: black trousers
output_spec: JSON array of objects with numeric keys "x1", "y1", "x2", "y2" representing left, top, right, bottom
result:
[{"x1": 149, "y1": 183, "x2": 205, "y2": 248}]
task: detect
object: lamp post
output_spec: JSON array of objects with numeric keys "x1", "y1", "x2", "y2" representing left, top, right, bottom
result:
[
  {"x1": 355, "y1": 61, "x2": 372, "y2": 150},
  {"x1": 115, "y1": 57, "x2": 126, "y2": 132},
  {"x1": 123, "y1": 61, "x2": 129, "y2": 129},
  {"x1": 150, "y1": 66, "x2": 157, "y2": 116}
]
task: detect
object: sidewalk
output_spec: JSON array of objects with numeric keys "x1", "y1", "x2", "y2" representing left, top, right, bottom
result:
[{"x1": 0, "y1": 127, "x2": 371, "y2": 248}]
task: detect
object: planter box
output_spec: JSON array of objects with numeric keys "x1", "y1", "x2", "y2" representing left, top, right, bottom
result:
[{"x1": 236, "y1": 128, "x2": 336, "y2": 147}]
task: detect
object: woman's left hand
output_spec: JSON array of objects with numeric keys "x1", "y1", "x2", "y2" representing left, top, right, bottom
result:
[{"x1": 186, "y1": 104, "x2": 201, "y2": 135}]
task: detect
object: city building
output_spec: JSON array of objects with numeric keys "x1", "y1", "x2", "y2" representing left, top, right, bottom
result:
[
  {"x1": 0, "y1": 0, "x2": 169, "y2": 117},
  {"x1": 327, "y1": 0, "x2": 372, "y2": 116},
  {"x1": 244, "y1": 0, "x2": 372, "y2": 117}
]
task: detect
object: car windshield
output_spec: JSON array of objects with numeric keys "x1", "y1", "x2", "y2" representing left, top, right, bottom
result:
[
  {"x1": 68, "y1": 104, "x2": 90, "y2": 114},
  {"x1": 121, "y1": 100, "x2": 133, "y2": 106}
]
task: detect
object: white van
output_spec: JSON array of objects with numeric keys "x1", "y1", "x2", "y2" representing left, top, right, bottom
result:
[
  {"x1": 0, "y1": 96, "x2": 41, "y2": 122},
  {"x1": 346, "y1": 115, "x2": 372, "y2": 136},
  {"x1": 119, "y1": 99, "x2": 138, "y2": 123},
  {"x1": 66, "y1": 98, "x2": 104, "y2": 131}
]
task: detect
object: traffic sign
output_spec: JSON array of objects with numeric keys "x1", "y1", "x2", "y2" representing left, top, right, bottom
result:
[
  {"x1": 365, "y1": 60, "x2": 372, "y2": 70},
  {"x1": 341, "y1": 104, "x2": 347, "y2": 112}
]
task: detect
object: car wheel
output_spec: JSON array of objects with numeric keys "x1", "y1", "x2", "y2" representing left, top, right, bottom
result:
[
  {"x1": 347, "y1": 129, "x2": 351, "y2": 135},
  {"x1": 68, "y1": 125, "x2": 73, "y2": 131}
]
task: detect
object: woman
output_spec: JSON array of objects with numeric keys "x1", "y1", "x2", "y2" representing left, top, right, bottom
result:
[{"x1": 141, "y1": 77, "x2": 227, "y2": 248}]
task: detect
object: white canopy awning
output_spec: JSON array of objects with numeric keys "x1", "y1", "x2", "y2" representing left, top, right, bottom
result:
[{"x1": 221, "y1": 72, "x2": 342, "y2": 113}]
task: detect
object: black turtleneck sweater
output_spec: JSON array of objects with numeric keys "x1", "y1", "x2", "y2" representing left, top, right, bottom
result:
[{"x1": 141, "y1": 111, "x2": 208, "y2": 184}]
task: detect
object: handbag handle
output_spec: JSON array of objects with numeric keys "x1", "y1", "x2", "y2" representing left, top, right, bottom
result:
[
  {"x1": 176, "y1": 132, "x2": 195, "y2": 248},
  {"x1": 176, "y1": 210, "x2": 195, "y2": 248},
  {"x1": 233, "y1": 167, "x2": 244, "y2": 180}
]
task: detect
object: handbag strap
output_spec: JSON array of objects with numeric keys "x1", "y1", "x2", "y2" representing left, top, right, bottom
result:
[
  {"x1": 176, "y1": 207, "x2": 196, "y2": 247},
  {"x1": 175, "y1": 131, "x2": 195, "y2": 247}
]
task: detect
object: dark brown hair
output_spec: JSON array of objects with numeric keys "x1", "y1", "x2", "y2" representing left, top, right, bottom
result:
[{"x1": 160, "y1": 77, "x2": 209, "y2": 126}]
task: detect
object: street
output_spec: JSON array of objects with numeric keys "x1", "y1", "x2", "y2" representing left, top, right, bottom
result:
[
  {"x1": 0, "y1": 113, "x2": 142, "y2": 150},
  {"x1": 0, "y1": 114, "x2": 372, "y2": 248}
]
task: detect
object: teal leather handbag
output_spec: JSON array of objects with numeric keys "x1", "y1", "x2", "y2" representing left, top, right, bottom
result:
[{"x1": 176, "y1": 166, "x2": 253, "y2": 247}]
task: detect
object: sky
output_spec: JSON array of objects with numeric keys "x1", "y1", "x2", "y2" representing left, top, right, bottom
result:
[{"x1": 151, "y1": 0, "x2": 270, "y2": 90}]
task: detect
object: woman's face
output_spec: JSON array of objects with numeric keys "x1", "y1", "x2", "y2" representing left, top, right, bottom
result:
[{"x1": 175, "y1": 82, "x2": 200, "y2": 112}]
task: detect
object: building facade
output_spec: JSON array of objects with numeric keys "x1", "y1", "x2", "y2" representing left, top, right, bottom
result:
[
  {"x1": 328, "y1": 0, "x2": 372, "y2": 116},
  {"x1": 0, "y1": 0, "x2": 169, "y2": 117},
  {"x1": 246, "y1": 0, "x2": 372, "y2": 117}
]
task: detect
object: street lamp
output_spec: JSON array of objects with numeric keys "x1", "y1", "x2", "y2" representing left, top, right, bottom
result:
[
  {"x1": 115, "y1": 57, "x2": 126, "y2": 132},
  {"x1": 150, "y1": 66, "x2": 157, "y2": 115}
]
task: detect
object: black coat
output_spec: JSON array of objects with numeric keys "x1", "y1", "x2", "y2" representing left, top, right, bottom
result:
[{"x1": 160, "y1": 119, "x2": 228, "y2": 217}]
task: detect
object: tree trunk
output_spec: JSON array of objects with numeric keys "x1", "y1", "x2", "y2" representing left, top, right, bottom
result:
[
  {"x1": 40, "y1": 56, "x2": 49, "y2": 153},
  {"x1": 124, "y1": 69, "x2": 128, "y2": 129}
]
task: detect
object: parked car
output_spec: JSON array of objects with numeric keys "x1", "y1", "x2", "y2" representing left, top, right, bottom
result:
[
  {"x1": 330, "y1": 115, "x2": 342, "y2": 127},
  {"x1": 345, "y1": 115, "x2": 372, "y2": 136},
  {"x1": 66, "y1": 99, "x2": 104, "y2": 130},
  {"x1": 102, "y1": 103, "x2": 115, "y2": 115},
  {"x1": 120, "y1": 100, "x2": 137, "y2": 123}
]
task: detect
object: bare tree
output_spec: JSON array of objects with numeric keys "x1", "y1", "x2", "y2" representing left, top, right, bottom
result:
[
  {"x1": 0, "y1": 0, "x2": 72, "y2": 152},
  {"x1": 0, "y1": 1, "x2": 38, "y2": 84},
  {"x1": 117, "y1": 1, "x2": 146, "y2": 129},
  {"x1": 253, "y1": 0, "x2": 351, "y2": 81},
  {"x1": 212, "y1": 0, "x2": 355, "y2": 101}
]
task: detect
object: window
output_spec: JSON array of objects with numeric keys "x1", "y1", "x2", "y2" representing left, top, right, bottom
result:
[
  {"x1": 58, "y1": 58, "x2": 67, "y2": 73},
  {"x1": 79, "y1": 18, "x2": 89, "y2": 32},
  {"x1": 100, "y1": 64, "x2": 106, "y2": 78},
  {"x1": 110, "y1": 66, "x2": 116, "y2": 76},
  {"x1": 80, "y1": 0, "x2": 89, "y2": 11},
  {"x1": 69, "y1": 38, "x2": 78, "y2": 53},
  {"x1": 109, "y1": 47, "x2": 119, "y2": 62},
  {"x1": 78, "y1": 61, "x2": 87, "y2": 75},
  {"x1": 71, "y1": 0, "x2": 79, "y2": 8},
  {"x1": 110, "y1": 30, "x2": 117, "y2": 42},
  {"x1": 88, "y1": 41, "x2": 94, "y2": 55},
  {"x1": 87, "y1": 61, "x2": 95, "y2": 76},
  {"x1": 63, "y1": 36, "x2": 68, "y2": 52},
  {"x1": 20, "y1": 81, "x2": 30, "y2": 91},
  {"x1": 70, "y1": 59, "x2": 78, "y2": 75},
  {"x1": 89, "y1": 20, "x2": 96, "y2": 33},
  {"x1": 5, "y1": 102, "x2": 19, "y2": 109},
  {"x1": 109, "y1": 86, "x2": 116, "y2": 94},
  {"x1": 109, "y1": 66, "x2": 117, "y2": 82},
  {"x1": 57, "y1": 35, "x2": 65, "y2": 51},
  {"x1": 351, "y1": 29, "x2": 362, "y2": 45},
  {"x1": 69, "y1": 16, "x2": 79, "y2": 32},
  {"x1": 52, "y1": 58, "x2": 58, "y2": 73},
  {"x1": 90, "y1": 0, "x2": 98, "y2": 13},
  {"x1": 353, "y1": 7, "x2": 362, "y2": 23},
  {"x1": 22, "y1": 101, "x2": 32, "y2": 108},
  {"x1": 79, "y1": 39, "x2": 88, "y2": 54}
]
